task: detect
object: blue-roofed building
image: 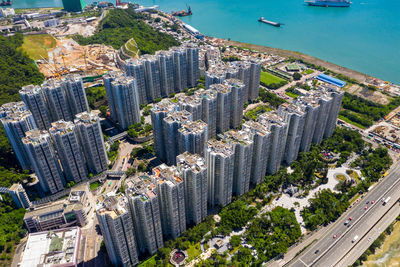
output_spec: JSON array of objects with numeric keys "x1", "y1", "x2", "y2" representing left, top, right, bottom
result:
[{"x1": 316, "y1": 74, "x2": 346, "y2": 88}]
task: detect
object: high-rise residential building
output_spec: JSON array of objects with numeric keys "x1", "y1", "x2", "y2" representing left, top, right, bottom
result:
[
  {"x1": 220, "y1": 130, "x2": 253, "y2": 196},
  {"x1": 170, "y1": 46, "x2": 188, "y2": 92},
  {"x1": 179, "y1": 95, "x2": 202, "y2": 121},
  {"x1": 185, "y1": 43, "x2": 200, "y2": 88},
  {"x1": 126, "y1": 174, "x2": 163, "y2": 256},
  {"x1": 205, "y1": 63, "x2": 226, "y2": 89},
  {"x1": 104, "y1": 72, "x2": 141, "y2": 129},
  {"x1": 225, "y1": 79, "x2": 246, "y2": 129},
  {"x1": 0, "y1": 103, "x2": 37, "y2": 169},
  {"x1": 259, "y1": 111, "x2": 289, "y2": 174},
  {"x1": 125, "y1": 59, "x2": 148, "y2": 105},
  {"x1": 103, "y1": 71, "x2": 120, "y2": 122},
  {"x1": 197, "y1": 89, "x2": 217, "y2": 139},
  {"x1": 142, "y1": 54, "x2": 162, "y2": 101},
  {"x1": 0, "y1": 101, "x2": 27, "y2": 117},
  {"x1": 278, "y1": 103, "x2": 306, "y2": 165},
  {"x1": 205, "y1": 140, "x2": 234, "y2": 207},
  {"x1": 178, "y1": 120, "x2": 208, "y2": 156},
  {"x1": 151, "y1": 100, "x2": 177, "y2": 162},
  {"x1": 49, "y1": 120, "x2": 87, "y2": 183},
  {"x1": 248, "y1": 60, "x2": 262, "y2": 101},
  {"x1": 157, "y1": 50, "x2": 175, "y2": 97},
  {"x1": 96, "y1": 194, "x2": 139, "y2": 267},
  {"x1": 312, "y1": 91, "x2": 333, "y2": 145},
  {"x1": 242, "y1": 120, "x2": 270, "y2": 185},
  {"x1": 22, "y1": 129, "x2": 65, "y2": 194},
  {"x1": 162, "y1": 110, "x2": 192, "y2": 166},
  {"x1": 211, "y1": 83, "x2": 232, "y2": 134},
  {"x1": 74, "y1": 112, "x2": 108, "y2": 174},
  {"x1": 62, "y1": 75, "x2": 89, "y2": 116},
  {"x1": 225, "y1": 65, "x2": 239, "y2": 80},
  {"x1": 295, "y1": 95, "x2": 320, "y2": 152},
  {"x1": 9, "y1": 183, "x2": 31, "y2": 209},
  {"x1": 176, "y1": 152, "x2": 207, "y2": 225},
  {"x1": 153, "y1": 164, "x2": 186, "y2": 239},
  {"x1": 42, "y1": 79, "x2": 73, "y2": 122},
  {"x1": 321, "y1": 85, "x2": 344, "y2": 138},
  {"x1": 20, "y1": 85, "x2": 52, "y2": 130},
  {"x1": 229, "y1": 61, "x2": 252, "y2": 103}
]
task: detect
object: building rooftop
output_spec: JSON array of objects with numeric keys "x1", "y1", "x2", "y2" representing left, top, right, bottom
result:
[
  {"x1": 210, "y1": 83, "x2": 231, "y2": 94},
  {"x1": 153, "y1": 164, "x2": 183, "y2": 185},
  {"x1": 151, "y1": 99, "x2": 177, "y2": 114},
  {"x1": 242, "y1": 120, "x2": 270, "y2": 137},
  {"x1": 179, "y1": 95, "x2": 202, "y2": 108},
  {"x1": 125, "y1": 173, "x2": 157, "y2": 201},
  {"x1": 49, "y1": 120, "x2": 75, "y2": 136},
  {"x1": 163, "y1": 110, "x2": 192, "y2": 124},
  {"x1": 224, "y1": 78, "x2": 245, "y2": 88},
  {"x1": 220, "y1": 129, "x2": 253, "y2": 146},
  {"x1": 206, "y1": 139, "x2": 233, "y2": 158},
  {"x1": 0, "y1": 101, "x2": 27, "y2": 118},
  {"x1": 42, "y1": 78, "x2": 62, "y2": 90},
  {"x1": 176, "y1": 152, "x2": 206, "y2": 174},
  {"x1": 19, "y1": 227, "x2": 81, "y2": 267},
  {"x1": 0, "y1": 109, "x2": 32, "y2": 124},
  {"x1": 178, "y1": 120, "x2": 207, "y2": 135},
  {"x1": 22, "y1": 129, "x2": 50, "y2": 146},
  {"x1": 20, "y1": 84, "x2": 42, "y2": 96},
  {"x1": 112, "y1": 75, "x2": 134, "y2": 86},
  {"x1": 103, "y1": 71, "x2": 123, "y2": 81},
  {"x1": 74, "y1": 111, "x2": 99, "y2": 125},
  {"x1": 258, "y1": 110, "x2": 287, "y2": 127},
  {"x1": 97, "y1": 193, "x2": 129, "y2": 219},
  {"x1": 278, "y1": 102, "x2": 306, "y2": 117}
]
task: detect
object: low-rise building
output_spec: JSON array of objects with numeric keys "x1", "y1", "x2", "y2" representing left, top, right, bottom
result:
[
  {"x1": 24, "y1": 185, "x2": 91, "y2": 233},
  {"x1": 19, "y1": 226, "x2": 81, "y2": 267}
]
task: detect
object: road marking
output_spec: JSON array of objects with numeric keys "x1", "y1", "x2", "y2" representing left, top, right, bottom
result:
[{"x1": 299, "y1": 258, "x2": 309, "y2": 267}]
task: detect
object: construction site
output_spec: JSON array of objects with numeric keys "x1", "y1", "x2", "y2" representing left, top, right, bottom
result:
[{"x1": 36, "y1": 38, "x2": 119, "y2": 80}]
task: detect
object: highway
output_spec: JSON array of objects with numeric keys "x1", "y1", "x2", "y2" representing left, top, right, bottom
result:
[
  {"x1": 290, "y1": 161, "x2": 400, "y2": 267},
  {"x1": 337, "y1": 201, "x2": 400, "y2": 266}
]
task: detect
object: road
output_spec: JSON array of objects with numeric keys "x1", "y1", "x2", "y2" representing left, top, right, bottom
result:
[
  {"x1": 337, "y1": 201, "x2": 400, "y2": 267},
  {"x1": 290, "y1": 161, "x2": 400, "y2": 267}
]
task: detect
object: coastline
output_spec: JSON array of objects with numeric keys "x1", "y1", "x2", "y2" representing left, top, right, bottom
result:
[{"x1": 223, "y1": 39, "x2": 369, "y2": 83}]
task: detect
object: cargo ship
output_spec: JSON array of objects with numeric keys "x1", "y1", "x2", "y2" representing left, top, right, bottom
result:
[
  {"x1": 0, "y1": 0, "x2": 12, "y2": 6},
  {"x1": 258, "y1": 17, "x2": 282, "y2": 27},
  {"x1": 172, "y1": 5, "x2": 192, "y2": 17},
  {"x1": 305, "y1": 0, "x2": 351, "y2": 7}
]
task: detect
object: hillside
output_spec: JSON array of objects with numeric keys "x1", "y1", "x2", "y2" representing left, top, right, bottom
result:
[{"x1": 73, "y1": 6, "x2": 180, "y2": 55}]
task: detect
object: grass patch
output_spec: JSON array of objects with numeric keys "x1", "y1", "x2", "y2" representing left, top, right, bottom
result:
[
  {"x1": 20, "y1": 34, "x2": 57, "y2": 60},
  {"x1": 302, "y1": 69, "x2": 314, "y2": 75},
  {"x1": 285, "y1": 91, "x2": 299, "y2": 99},
  {"x1": 187, "y1": 242, "x2": 202, "y2": 261},
  {"x1": 138, "y1": 254, "x2": 157, "y2": 266},
  {"x1": 260, "y1": 71, "x2": 286, "y2": 85},
  {"x1": 338, "y1": 115, "x2": 367, "y2": 129},
  {"x1": 347, "y1": 170, "x2": 360, "y2": 182},
  {"x1": 89, "y1": 181, "x2": 101, "y2": 191},
  {"x1": 244, "y1": 105, "x2": 272, "y2": 120},
  {"x1": 335, "y1": 174, "x2": 347, "y2": 182}
]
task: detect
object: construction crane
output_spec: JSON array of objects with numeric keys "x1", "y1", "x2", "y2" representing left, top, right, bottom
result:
[{"x1": 60, "y1": 52, "x2": 68, "y2": 72}]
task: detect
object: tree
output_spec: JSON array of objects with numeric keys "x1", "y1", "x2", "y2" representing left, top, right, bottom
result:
[
  {"x1": 99, "y1": 105, "x2": 108, "y2": 117},
  {"x1": 230, "y1": 235, "x2": 241, "y2": 248},
  {"x1": 154, "y1": 17, "x2": 161, "y2": 23},
  {"x1": 293, "y1": 72, "x2": 302, "y2": 80}
]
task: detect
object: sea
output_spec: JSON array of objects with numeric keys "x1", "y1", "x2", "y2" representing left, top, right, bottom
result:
[{"x1": 7, "y1": 0, "x2": 400, "y2": 85}]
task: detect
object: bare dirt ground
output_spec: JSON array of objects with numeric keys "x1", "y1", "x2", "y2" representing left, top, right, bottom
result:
[
  {"x1": 345, "y1": 84, "x2": 391, "y2": 105},
  {"x1": 37, "y1": 38, "x2": 118, "y2": 78}
]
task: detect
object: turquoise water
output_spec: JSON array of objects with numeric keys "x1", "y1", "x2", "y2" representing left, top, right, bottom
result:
[{"x1": 8, "y1": 0, "x2": 400, "y2": 84}]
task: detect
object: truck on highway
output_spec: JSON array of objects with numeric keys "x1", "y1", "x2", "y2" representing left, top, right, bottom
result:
[
  {"x1": 352, "y1": 235, "x2": 359, "y2": 243},
  {"x1": 383, "y1": 197, "x2": 391, "y2": 205}
]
